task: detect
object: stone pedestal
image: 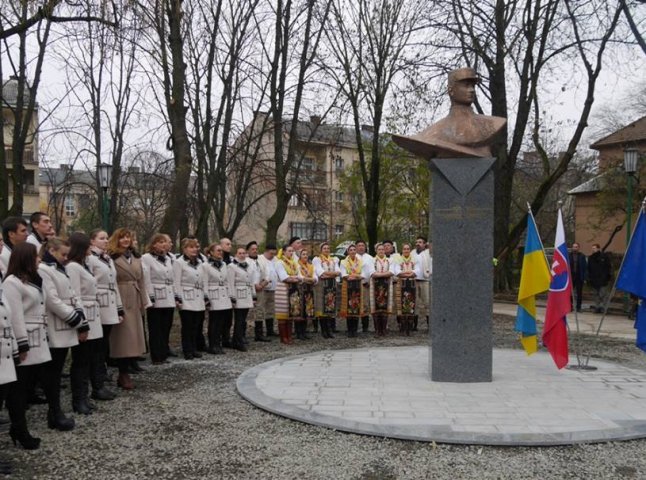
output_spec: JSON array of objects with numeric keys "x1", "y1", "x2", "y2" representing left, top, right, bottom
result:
[{"x1": 429, "y1": 157, "x2": 495, "y2": 383}]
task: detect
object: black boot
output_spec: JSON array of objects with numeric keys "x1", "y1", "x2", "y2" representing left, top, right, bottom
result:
[
  {"x1": 254, "y1": 321, "x2": 271, "y2": 342},
  {"x1": 320, "y1": 318, "x2": 329, "y2": 339},
  {"x1": 9, "y1": 427, "x2": 40, "y2": 450},
  {"x1": 300, "y1": 321, "x2": 311, "y2": 340},
  {"x1": 91, "y1": 386, "x2": 117, "y2": 401},
  {"x1": 71, "y1": 361, "x2": 92, "y2": 415},
  {"x1": 361, "y1": 316, "x2": 369, "y2": 333},
  {"x1": 48, "y1": 410, "x2": 75, "y2": 431},
  {"x1": 265, "y1": 318, "x2": 278, "y2": 337},
  {"x1": 312, "y1": 318, "x2": 319, "y2": 333},
  {"x1": 412, "y1": 315, "x2": 418, "y2": 331},
  {"x1": 325, "y1": 317, "x2": 335, "y2": 338}
]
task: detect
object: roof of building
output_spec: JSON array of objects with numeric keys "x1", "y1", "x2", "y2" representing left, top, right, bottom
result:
[
  {"x1": 39, "y1": 167, "x2": 94, "y2": 187},
  {"x1": 590, "y1": 115, "x2": 646, "y2": 150},
  {"x1": 567, "y1": 169, "x2": 618, "y2": 195},
  {"x1": 1, "y1": 76, "x2": 35, "y2": 108},
  {"x1": 287, "y1": 118, "x2": 359, "y2": 147}
]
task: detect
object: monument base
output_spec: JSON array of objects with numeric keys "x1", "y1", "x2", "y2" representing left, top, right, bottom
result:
[{"x1": 429, "y1": 157, "x2": 495, "y2": 383}]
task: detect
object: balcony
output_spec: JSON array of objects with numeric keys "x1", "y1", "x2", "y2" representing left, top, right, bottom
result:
[{"x1": 3, "y1": 148, "x2": 37, "y2": 164}]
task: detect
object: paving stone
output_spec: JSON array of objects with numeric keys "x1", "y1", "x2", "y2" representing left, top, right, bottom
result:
[{"x1": 237, "y1": 346, "x2": 646, "y2": 446}]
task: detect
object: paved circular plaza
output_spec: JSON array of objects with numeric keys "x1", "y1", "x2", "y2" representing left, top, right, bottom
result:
[{"x1": 237, "y1": 346, "x2": 646, "y2": 446}]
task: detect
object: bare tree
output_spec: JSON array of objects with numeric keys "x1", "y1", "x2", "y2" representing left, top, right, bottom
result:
[
  {"x1": 323, "y1": 0, "x2": 436, "y2": 253},
  {"x1": 439, "y1": 0, "x2": 623, "y2": 289}
]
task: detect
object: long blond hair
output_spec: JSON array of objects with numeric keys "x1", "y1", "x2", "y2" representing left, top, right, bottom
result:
[{"x1": 107, "y1": 228, "x2": 134, "y2": 258}]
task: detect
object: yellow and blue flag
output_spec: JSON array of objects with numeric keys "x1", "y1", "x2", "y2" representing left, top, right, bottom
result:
[{"x1": 515, "y1": 213, "x2": 551, "y2": 355}]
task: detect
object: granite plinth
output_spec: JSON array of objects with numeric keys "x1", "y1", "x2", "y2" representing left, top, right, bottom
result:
[
  {"x1": 236, "y1": 347, "x2": 646, "y2": 446},
  {"x1": 429, "y1": 157, "x2": 495, "y2": 382}
]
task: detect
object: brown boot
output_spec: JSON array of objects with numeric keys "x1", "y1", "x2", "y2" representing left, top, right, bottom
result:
[
  {"x1": 117, "y1": 372, "x2": 134, "y2": 390},
  {"x1": 278, "y1": 323, "x2": 289, "y2": 345},
  {"x1": 286, "y1": 321, "x2": 294, "y2": 344}
]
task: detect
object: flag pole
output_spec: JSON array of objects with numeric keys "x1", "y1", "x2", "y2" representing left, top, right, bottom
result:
[
  {"x1": 558, "y1": 200, "x2": 584, "y2": 369},
  {"x1": 526, "y1": 202, "x2": 550, "y2": 269},
  {"x1": 583, "y1": 196, "x2": 646, "y2": 367}
]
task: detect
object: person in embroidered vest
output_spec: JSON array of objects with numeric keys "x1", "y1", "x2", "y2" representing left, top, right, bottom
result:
[
  {"x1": 174, "y1": 238, "x2": 208, "y2": 360},
  {"x1": 87, "y1": 229, "x2": 123, "y2": 399},
  {"x1": 274, "y1": 245, "x2": 302, "y2": 345},
  {"x1": 107, "y1": 228, "x2": 150, "y2": 390},
  {"x1": 3, "y1": 243, "x2": 48, "y2": 451},
  {"x1": 38, "y1": 237, "x2": 88, "y2": 431},
  {"x1": 0, "y1": 217, "x2": 29, "y2": 274},
  {"x1": 257, "y1": 244, "x2": 278, "y2": 338},
  {"x1": 67, "y1": 232, "x2": 106, "y2": 415},
  {"x1": 297, "y1": 250, "x2": 318, "y2": 340},
  {"x1": 246, "y1": 241, "x2": 271, "y2": 343},
  {"x1": 355, "y1": 240, "x2": 374, "y2": 334},
  {"x1": 393, "y1": 243, "x2": 422, "y2": 336},
  {"x1": 340, "y1": 244, "x2": 372, "y2": 337},
  {"x1": 313, "y1": 242, "x2": 339, "y2": 339},
  {"x1": 370, "y1": 243, "x2": 395, "y2": 337},
  {"x1": 412, "y1": 236, "x2": 432, "y2": 332},
  {"x1": 227, "y1": 246, "x2": 255, "y2": 351},
  {"x1": 204, "y1": 243, "x2": 232, "y2": 354},
  {"x1": 142, "y1": 233, "x2": 176, "y2": 365}
]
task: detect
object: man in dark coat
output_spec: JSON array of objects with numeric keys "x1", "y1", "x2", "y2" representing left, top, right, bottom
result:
[
  {"x1": 569, "y1": 242, "x2": 587, "y2": 312},
  {"x1": 587, "y1": 243, "x2": 612, "y2": 313}
]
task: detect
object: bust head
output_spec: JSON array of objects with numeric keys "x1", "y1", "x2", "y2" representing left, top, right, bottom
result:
[{"x1": 447, "y1": 68, "x2": 480, "y2": 106}]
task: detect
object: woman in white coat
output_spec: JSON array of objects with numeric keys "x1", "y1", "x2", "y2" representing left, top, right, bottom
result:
[
  {"x1": 87, "y1": 229, "x2": 124, "y2": 395},
  {"x1": 227, "y1": 246, "x2": 255, "y2": 352},
  {"x1": 142, "y1": 233, "x2": 176, "y2": 364},
  {"x1": 39, "y1": 237, "x2": 89, "y2": 431},
  {"x1": 173, "y1": 238, "x2": 207, "y2": 360},
  {"x1": 67, "y1": 232, "x2": 106, "y2": 414},
  {"x1": 2, "y1": 242, "x2": 42, "y2": 452},
  {"x1": 204, "y1": 242, "x2": 231, "y2": 355}
]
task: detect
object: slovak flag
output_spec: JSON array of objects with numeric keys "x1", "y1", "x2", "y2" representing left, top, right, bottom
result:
[{"x1": 542, "y1": 208, "x2": 571, "y2": 369}]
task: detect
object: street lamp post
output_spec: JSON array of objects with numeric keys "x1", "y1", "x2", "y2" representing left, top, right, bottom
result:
[{"x1": 98, "y1": 163, "x2": 113, "y2": 233}]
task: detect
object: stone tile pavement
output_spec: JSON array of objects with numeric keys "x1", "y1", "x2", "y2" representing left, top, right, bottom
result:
[{"x1": 237, "y1": 347, "x2": 646, "y2": 446}]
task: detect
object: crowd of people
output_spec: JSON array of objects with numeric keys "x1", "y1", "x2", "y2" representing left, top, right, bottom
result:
[
  {"x1": 0, "y1": 212, "x2": 433, "y2": 471},
  {"x1": 569, "y1": 241, "x2": 613, "y2": 313}
]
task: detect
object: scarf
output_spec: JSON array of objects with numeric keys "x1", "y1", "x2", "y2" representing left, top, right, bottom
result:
[
  {"x1": 299, "y1": 260, "x2": 314, "y2": 278},
  {"x1": 342, "y1": 255, "x2": 362, "y2": 276},
  {"x1": 280, "y1": 257, "x2": 299, "y2": 276}
]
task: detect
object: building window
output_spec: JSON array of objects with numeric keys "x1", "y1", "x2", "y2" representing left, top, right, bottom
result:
[
  {"x1": 334, "y1": 191, "x2": 344, "y2": 203},
  {"x1": 302, "y1": 157, "x2": 315, "y2": 171},
  {"x1": 335, "y1": 224, "x2": 344, "y2": 237},
  {"x1": 64, "y1": 194, "x2": 76, "y2": 217},
  {"x1": 334, "y1": 156, "x2": 344, "y2": 171},
  {"x1": 290, "y1": 221, "x2": 327, "y2": 241},
  {"x1": 288, "y1": 193, "x2": 306, "y2": 208}
]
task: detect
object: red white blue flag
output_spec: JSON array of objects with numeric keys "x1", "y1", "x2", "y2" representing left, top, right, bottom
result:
[{"x1": 542, "y1": 208, "x2": 571, "y2": 369}]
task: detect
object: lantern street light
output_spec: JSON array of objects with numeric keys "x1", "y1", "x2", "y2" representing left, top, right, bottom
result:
[
  {"x1": 624, "y1": 148, "x2": 639, "y2": 247},
  {"x1": 98, "y1": 163, "x2": 113, "y2": 233}
]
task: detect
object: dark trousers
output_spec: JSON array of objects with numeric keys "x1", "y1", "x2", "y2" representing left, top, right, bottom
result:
[
  {"x1": 101, "y1": 323, "x2": 113, "y2": 371},
  {"x1": 87, "y1": 338, "x2": 105, "y2": 392},
  {"x1": 573, "y1": 279, "x2": 584, "y2": 311},
  {"x1": 221, "y1": 310, "x2": 233, "y2": 346},
  {"x1": 42, "y1": 348, "x2": 69, "y2": 413},
  {"x1": 232, "y1": 308, "x2": 249, "y2": 347},
  {"x1": 208, "y1": 309, "x2": 230, "y2": 350},
  {"x1": 70, "y1": 340, "x2": 91, "y2": 404},
  {"x1": 180, "y1": 310, "x2": 202, "y2": 356},
  {"x1": 147, "y1": 308, "x2": 174, "y2": 362},
  {"x1": 195, "y1": 314, "x2": 207, "y2": 351},
  {"x1": 4, "y1": 364, "x2": 54, "y2": 433}
]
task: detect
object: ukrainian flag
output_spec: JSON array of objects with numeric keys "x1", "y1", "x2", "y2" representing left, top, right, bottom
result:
[{"x1": 515, "y1": 213, "x2": 551, "y2": 355}]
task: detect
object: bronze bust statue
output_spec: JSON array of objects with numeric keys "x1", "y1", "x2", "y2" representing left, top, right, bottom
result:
[{"x1": 393, "y1": 68, "x2": 506, "y2": 158}]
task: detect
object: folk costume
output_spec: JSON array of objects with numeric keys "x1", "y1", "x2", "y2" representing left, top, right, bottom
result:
[
  {"x1": 39, "y1": 251, "x2": 88, "y2": 430},
  {"x1": 297, "y1": 259, "x2": 318, "y2": 340},
  {"x1": 3, "y1": 274, "x2": 48, "y2": 448},
  {"x1": 340, "y1": 255, "x2": 370, "y2": 337},
  {"x1": 67, "y1": 260, "x2": 104, "y2": 414},
  {"x1": 87, "y1": 247, "x2": 124, "y2": 395},
  {"x1": 274, "y1": 252, "x2": 301, "y2": 344},
  {"x1": 257, "y1": 253, "x2": 278, "y2": 337},
  {"x1": 412, "y1": 248, "x2": 432, "y2": 331},
  {"x1": 142, "y1": 252, "x2": 176, "y2": 364},
  {"x1": 393, "y1": 255, "x2": 422, "y2": 336},
  {"x1": 227, "y1": 258, "x2": 255, "y2": 352},
  {"x1": 357, "y1": 252, "x2": 374, "y2": 333},
  {"x1": 173, "y1": 255, "x2": 207, "y2": 359},
  {"x1": 370, "y1": 254, "x2": 394, "y2": 336},
  {"x1": 312, "y1": 251, "x2": 339, "y2": 339},
  {"x1": 204, "y1": 258, "x2": 231, "y2": 354},
  {"x1": 247, "y1": 254, "x2": 271, "y2": 343}
]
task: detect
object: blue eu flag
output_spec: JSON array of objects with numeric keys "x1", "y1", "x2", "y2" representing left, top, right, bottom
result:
[{"x1": 616, "y1": 210, "x2": 646, "y2": 352}]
